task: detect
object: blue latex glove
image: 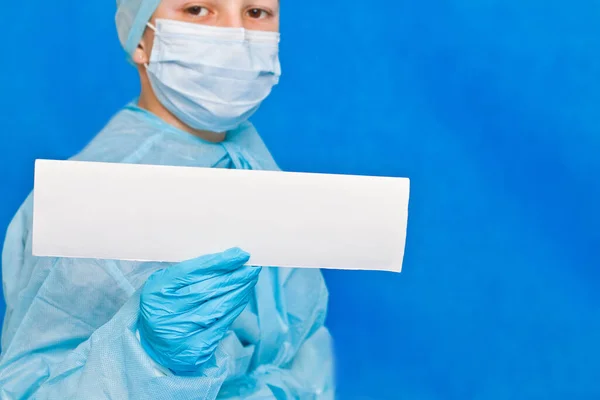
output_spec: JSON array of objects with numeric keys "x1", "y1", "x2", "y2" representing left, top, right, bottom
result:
[{"x1": 139, "y1": 248, "x2": 261, "y2": 374}]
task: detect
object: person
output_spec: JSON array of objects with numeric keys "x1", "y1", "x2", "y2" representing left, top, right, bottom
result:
[{"x1": 0, "y1": 0, "x2": 334, "y2": 398}]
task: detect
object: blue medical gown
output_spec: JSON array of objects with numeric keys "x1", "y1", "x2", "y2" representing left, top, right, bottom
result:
[{"x1": 0, "y1": 104, "x2": 334, "y2": 399}]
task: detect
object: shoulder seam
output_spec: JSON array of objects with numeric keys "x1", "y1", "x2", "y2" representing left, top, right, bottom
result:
[{"x1": 120, "y1": 133, "x2": 165, "y2": 164}]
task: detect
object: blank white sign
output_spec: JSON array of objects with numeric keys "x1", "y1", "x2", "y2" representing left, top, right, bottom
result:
[{"x1": 32, "y1": 160, "x2": 410, "y2": 272}]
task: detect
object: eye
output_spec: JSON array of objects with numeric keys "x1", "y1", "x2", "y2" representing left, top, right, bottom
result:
[
  {"x1": 246, "y1": 8, "x2": 270, "y2": 19},
  {"x1": 185, "y1": 6, "x2": 210, "y2": 17}
]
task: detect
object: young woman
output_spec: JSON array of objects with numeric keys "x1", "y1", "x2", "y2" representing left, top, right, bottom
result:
[{"x1": 0, "y1": 1, "x2": 333, "y2": 398}]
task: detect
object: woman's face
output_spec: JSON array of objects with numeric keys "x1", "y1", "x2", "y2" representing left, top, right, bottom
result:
[{"x1": 136, "y1": 0, "x2": 279, "y2": 63}]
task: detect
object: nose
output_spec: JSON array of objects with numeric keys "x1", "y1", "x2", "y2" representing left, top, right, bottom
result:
[{"x1": 217, "y1": 10, "x2": 244, "y2": 28}]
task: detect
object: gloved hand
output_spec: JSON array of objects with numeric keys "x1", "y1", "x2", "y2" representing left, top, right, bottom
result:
[{"x1": 138, "y1": 248, "x2": 260, "y2": 374}]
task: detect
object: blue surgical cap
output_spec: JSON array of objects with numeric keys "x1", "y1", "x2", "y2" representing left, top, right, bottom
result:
[{"x1": 116, "y1": 0, "x2": 162, "y2": 56}]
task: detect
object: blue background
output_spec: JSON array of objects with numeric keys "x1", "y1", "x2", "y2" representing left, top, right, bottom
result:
[{"x1": 1, "y1": 1, "x2": 599, "y2": 399}]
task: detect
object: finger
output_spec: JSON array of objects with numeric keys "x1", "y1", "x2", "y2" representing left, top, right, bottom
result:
[
  {"x1": 149, "y1": 267, "x2": 261, "y2": 314},
  {"x1": 175, "y1": 265, "x2": 261, "y2": 297},
  {"x1": 161, "y1": 247, "x2": 251, "y2": 290},
  {"x1": 173, "y1": 277, "x2": 258, "y2": 329}
]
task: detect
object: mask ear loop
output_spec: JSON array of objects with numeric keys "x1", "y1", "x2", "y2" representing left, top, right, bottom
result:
[{"x1": 143, "y1": 22, "x2": 159, "y2": 69}]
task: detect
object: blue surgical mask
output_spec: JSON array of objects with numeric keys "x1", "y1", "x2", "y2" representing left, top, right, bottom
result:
[{"x1": 145, "y1": 19, "x2": 281, "y2": 133}]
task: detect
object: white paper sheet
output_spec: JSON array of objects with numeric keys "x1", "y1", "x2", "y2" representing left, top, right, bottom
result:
[{"x1": 32, "y1": 160, "x2": 410, "y2": 272}]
